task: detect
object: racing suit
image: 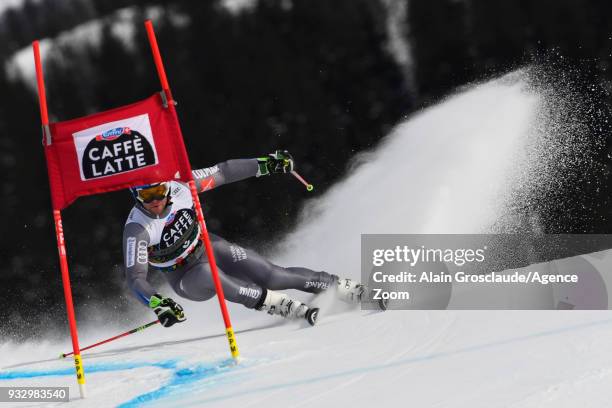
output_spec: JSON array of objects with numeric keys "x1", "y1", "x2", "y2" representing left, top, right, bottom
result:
[{"x1": 123, "y1": 158, "x2": 337, "y2": 308}]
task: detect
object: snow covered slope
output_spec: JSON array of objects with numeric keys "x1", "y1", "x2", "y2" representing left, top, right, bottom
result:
[
  {"x1": 2, "y1": 72, "x2": 610, "y2": 407},
  {"x1": 3, "y1": 309, "x2": 612, "y2": 407}
]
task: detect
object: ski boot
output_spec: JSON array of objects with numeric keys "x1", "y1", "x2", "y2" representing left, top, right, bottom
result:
[
  {"x1": 258, "y1": 289, "x2": 319, "y2": 326},
  {"x1": 336, "y1": 278, "x2": 388, "y2": 310}
]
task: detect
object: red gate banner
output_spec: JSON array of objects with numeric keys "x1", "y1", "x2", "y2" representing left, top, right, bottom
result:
[{"x1": 45, "y1": 93, "x2": 191, "y2": 210}]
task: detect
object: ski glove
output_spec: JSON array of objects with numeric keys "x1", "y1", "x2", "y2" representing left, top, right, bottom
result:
[
  {"x1": 149, "y1": 293, "x2": 186, "y2": 328},
  {"x1": 257, "y1": 150, "x2": 294, "y2": 176}
]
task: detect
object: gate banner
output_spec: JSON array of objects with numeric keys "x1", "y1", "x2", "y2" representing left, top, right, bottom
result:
[{"x1": 45, "y1": 93, "x2": 191, "y2": 209}]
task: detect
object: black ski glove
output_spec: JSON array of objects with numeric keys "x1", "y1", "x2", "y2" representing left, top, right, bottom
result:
[
  {"x1": 257, "y1": 150, "x2": 294, "y2": 176},
  {"x1": 149, "y1": 293, "x2": 186, "y2": 328}
]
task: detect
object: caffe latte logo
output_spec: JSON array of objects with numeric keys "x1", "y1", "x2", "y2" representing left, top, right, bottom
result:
[
  {"x1": 73, "y1": 114, "x2": 158, "y2": 180},
  {"x1": 160, "y1": 208, "x2": 196, "y2": 249},
  {"x1": 82, "y1": 128, "x2": 155, "y2": 179}
]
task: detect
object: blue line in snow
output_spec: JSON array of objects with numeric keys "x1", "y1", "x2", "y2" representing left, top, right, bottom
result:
[
  {"x1": 0, "y1": 360, "x2": 178, "y2": 380},
  {"x1": 0, "y1": 353, "x2": 247, "y2": 407},
  {"x1": 116, "y1": 359, "x2": 239, "y2": 408}
]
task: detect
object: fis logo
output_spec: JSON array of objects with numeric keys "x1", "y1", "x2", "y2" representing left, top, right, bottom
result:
[
  {"x1": 95, "y1": 127, "x2": 131, "y2": 141},
  {"x1": 165, "y1": 212, "x2": 177, "y2": 226}
]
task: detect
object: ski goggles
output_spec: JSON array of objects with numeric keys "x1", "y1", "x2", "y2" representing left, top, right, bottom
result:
[{"x1": 135, "y1": 183, "x2": 170, "y2": 204}]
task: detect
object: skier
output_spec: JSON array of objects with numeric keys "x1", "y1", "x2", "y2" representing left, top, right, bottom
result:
[{"x1": 123, "y1": 150, "x2": 368, "y2": 327}]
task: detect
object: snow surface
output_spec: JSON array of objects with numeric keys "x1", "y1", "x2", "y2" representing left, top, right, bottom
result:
[
  {"x1": 3, "y1": 309, "x2": 612, "y2": 407},
  {"x1": 2, "y1": 72, "x2": 611, "y2": 407}
]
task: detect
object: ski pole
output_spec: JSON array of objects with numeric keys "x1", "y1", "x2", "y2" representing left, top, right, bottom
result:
[
  {"x1": 60, "y1": 320, "x2": 160, "y2": 359},
  {"x1": 291, "y1": 170, "x2": 314, "y2": 191}
]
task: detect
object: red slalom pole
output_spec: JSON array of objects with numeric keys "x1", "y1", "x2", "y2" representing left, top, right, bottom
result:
[
  {"x1": 61, "y1": 320, "x2": 160, "y2": 358},
  {"x1": 144, "y1": 20, "x2": 172, "y2": 102},
  {"x1": 144, "y1": 20, "x2": 240, "y2": 361},
  {"x1": 188, "y1": 181, "x2": 239, "y2": 358},
  {"x1": 33, "y1": 41, "x2": 87, "y2": 398}
]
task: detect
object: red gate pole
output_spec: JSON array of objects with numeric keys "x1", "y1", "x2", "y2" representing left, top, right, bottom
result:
[
  {"x1": 32, "y1": 41, "x2": 87, "y2": 398},
  {"x1": 144, "y1": 20, "x2": 240, "y2": 361}
]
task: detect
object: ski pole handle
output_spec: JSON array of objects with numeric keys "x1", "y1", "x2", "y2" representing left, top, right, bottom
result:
[
  {"x1": 60, "y1": 320, "x2": 160, "y2": 359},
  {"x1": 291, "y1": 170, "x2": 314, "y2": 192}
]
